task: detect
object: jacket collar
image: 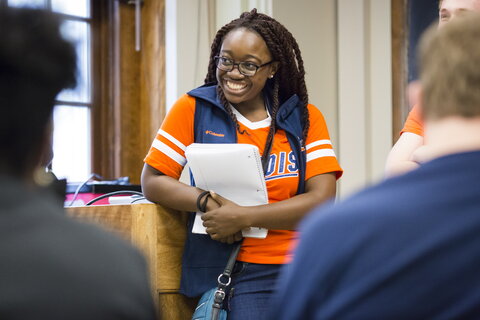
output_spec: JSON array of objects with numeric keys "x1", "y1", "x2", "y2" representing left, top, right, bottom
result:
[
  {"x1": 187, "y1": 83, "x2": 302, "y2": 124},
  {"x1": 187, "y1": 83, "x2": 223, "y2": 109},
  {"x1": 275, "y1": 94, "x2": 300, "y2": 124}
]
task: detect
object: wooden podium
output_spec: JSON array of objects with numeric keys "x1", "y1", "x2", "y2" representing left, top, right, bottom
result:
[{"x1": 66, "y1": 203, "x2": 197, "y2": 320}]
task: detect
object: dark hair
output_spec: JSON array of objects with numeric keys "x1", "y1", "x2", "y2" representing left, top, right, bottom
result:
[
  {"x1": 205, "y1": 8, "x2": 310, "y2": 158},
  {"x1": 0, "y1": 7, "x2": 76, "y2": 176}
]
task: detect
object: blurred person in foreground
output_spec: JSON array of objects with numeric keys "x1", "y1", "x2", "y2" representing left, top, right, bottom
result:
[
  {"x1": 384, "y1": 0, "x2": 480, "y2": 177},
  {"x1": 0, "y1": 7, "x2": 156, "y2": 320},
  {"x1": 269, "y1": 13, "x2": 480, "y2": 319}
]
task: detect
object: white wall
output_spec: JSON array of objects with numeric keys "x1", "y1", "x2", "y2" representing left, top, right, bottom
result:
[
  {"x1": 369, "y1": 0, "x2": 393, "y2": 188},
  {"x1": 215, "y1": 0, "x2": 272, "y2": 30},
  {"x1": 337, "y1": 0, "x2": 368, "y2": 196},
  {"x1": 166, "y1": 0, "x2": 392, "y2": 198},
  {"x1": 166, "y1": 0, "x2": 211, "y2": 109},
  {"x1": 273, "y1": 0, "x2": 338, "y2": 155},
  {"x1": 337, "y1": 0, "x2": 392, "y2": 197}
]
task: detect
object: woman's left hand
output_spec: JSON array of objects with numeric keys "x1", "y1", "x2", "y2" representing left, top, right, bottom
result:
[
  {"x1": 201, "y1": 191, "x2": 249, "y2": 241},
  {"x1": 216, "y1": 232, "x2": 243, "y2": 244}
]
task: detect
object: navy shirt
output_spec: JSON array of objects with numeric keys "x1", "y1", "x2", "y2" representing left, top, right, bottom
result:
[{"x1": 269, "y1": 151, "x2": 480, "y2": 319}]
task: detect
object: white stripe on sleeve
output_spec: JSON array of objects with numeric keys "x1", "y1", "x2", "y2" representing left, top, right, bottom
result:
[
  {"x1": 152, "y1": 139, "x2": 186, "y2": 166},
  {"x1": 158, "y1": 129, "x2": 186, "y2": 151},
  {"x1": 306, "y1": 139, "x2": 332, "y2": 151},
  {"x1": 307, "y1": 149, "x2": 337, "y2": 162}
]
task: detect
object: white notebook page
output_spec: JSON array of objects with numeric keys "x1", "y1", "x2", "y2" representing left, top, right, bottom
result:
[{"x1": 185, "y1": 143, "x2": 268, "y2": 238}]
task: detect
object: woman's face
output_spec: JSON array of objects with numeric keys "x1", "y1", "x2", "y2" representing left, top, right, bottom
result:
[{"x1": 216, "y1": 28, "x2": 276, "y2": 109}]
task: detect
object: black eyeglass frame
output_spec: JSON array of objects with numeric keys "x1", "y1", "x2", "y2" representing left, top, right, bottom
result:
[{"x1": 214, "y1": 56, "x2": 274, "y2": 77}]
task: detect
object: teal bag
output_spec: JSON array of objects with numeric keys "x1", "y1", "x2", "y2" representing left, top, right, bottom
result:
[
  {"x1": 191, "y1": 288, "x2": 227, "y2": 320},
  {"x1": 191, "y1": 243, "x2": 242, "y2": 320}
]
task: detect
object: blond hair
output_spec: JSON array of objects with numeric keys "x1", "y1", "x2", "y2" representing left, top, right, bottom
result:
[{"x1": 419, "y1": 13, "x2": 480, "y2": 120}]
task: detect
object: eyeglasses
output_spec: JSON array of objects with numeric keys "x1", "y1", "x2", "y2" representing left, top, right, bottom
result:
[{"x1": 214, "y1": 56, "x2": 274, "y2": 77}]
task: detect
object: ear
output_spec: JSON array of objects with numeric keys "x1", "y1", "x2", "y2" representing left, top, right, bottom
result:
[
  {"x1": 408, "y1": 80, "x2": 423, "y2": 119},
  {"x1": 269, "y1": 61, "x2": 280, "y2": 78}
]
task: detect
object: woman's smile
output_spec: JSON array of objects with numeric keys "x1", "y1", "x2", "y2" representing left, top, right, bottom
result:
[{"x1": 225, "y1": 79, "x2": 248, "y2": 92}]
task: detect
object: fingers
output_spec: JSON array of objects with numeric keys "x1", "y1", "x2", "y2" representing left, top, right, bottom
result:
[
  {"x1": 221, "y1": 236, "x2": 235, "y2": 244},
  {"x1": 202, "y1": 217, "x2": 212, "y2": 226},
  {"x1": 210, "y1": 234, "x2": 233, "y2": 244},
  {"x1": 224, "y1": 235, "x2": 238, "y2": 244},
  {"x1": 209, "y1": 191, "x2": 225, "y2": 205},
  {"x1": 205, "y1": 226, "x2": 215, "y2": 234},
  {"x1": 207, "y1": 230, "x2": 243, "y2": 244},
  {"x1": 205, "y1": 195, "x2": 220, "y2": 211}
]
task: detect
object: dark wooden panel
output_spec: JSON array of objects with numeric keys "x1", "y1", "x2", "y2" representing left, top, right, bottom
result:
[
  {"x1": 115, "y1": 2, "x2": 141, "y2": 182},
  {"x1": 91, "y1": 0, "x2": 166, "y2": 184},
  {"x1": 140, "y1": 0, "x2": 166, "y2": 147},
  {"x1": 391, "y1": 0, "x2": 409, "y2": 143},
  {"x1": 91, "y1": 0, "x2": 117, "y2": 179}
]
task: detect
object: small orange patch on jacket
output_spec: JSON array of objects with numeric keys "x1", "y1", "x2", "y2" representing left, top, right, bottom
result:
[{"x1": 205, "y1": 130, "x2": 225, "y2": 137}]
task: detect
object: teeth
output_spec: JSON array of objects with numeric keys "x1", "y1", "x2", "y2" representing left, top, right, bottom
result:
[{"x1": 226, "y1": 81, "x2": 246, "y2": 91}]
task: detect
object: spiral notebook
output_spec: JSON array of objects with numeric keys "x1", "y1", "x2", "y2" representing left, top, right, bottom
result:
[{"x1": 185, "y1": 143, "x2": 269, "y2": 239}]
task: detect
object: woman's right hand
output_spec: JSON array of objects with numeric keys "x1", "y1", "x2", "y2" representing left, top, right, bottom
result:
[{"x1": 202, "y1": 192, "x2": 247, "y2": 243}]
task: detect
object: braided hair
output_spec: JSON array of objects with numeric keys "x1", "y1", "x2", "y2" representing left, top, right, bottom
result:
[{"x1": 205, "y1": 8, "x2": 310, "y2": 159}]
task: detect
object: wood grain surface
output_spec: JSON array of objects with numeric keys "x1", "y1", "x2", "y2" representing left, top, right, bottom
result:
[{"x1": 67, "y1": 203, "x2": 197, "y2": 319}]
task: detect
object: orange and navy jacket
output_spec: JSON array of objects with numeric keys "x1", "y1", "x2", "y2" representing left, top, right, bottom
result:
[{"x1": 144, "y1": 83, "x2": 342, "y2": 297}]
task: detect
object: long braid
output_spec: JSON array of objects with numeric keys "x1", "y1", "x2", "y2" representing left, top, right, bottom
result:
[
  {"x1": 290, "y1": 41, "x2": 310, "y2": 140},
  {"x1": 204, "y1": 8, "x2": 311, "y2": 146},
  {"x1": 205, "y1": 25, "x2": 230, "y2": 84},
  {"x1": 262, "y1": 77, "x2": 280, "y2": 166}
]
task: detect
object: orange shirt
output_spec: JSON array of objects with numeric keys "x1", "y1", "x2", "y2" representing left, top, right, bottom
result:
[
  {"x1": 401, "y1": 105, "x2": 424, "y2": 137},
  {"x1": 144, "y1": 94, "x2": 343, "y2": 264}
]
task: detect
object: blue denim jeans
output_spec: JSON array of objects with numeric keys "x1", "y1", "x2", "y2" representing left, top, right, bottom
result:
[{"x1": 226, "y1": 262, "x2": 282, "y2": 320}]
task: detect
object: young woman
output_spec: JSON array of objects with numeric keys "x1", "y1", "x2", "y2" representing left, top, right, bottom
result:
[{"x1": 141, "y1": 9, "x2": 342, "y2": 319}]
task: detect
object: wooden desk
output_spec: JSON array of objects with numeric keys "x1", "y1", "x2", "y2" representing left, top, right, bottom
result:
[{"x1": 66, "y1": 204, "x2": 197, "y2": 319}]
